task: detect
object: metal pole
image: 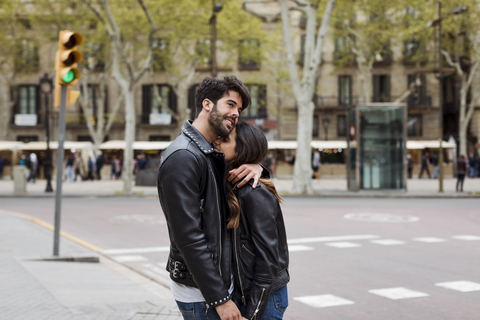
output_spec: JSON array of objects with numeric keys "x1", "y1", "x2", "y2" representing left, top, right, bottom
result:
[
  {"x1": 45, "y1": 90, "x2": 53, "y2": 192},
  {"x1": 53, "y1": 85, "x2": 67, "y2": 256},
  {"x1": 438, "y1": 0, "x2": 444, "y2": 192},
  {"x1": 211, "y1": 1, "x2": 217, "y2": 78}
]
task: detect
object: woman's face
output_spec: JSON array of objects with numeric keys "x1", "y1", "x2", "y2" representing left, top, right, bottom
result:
[{"x1": 214, "y1": 128, "x2": 237, "y2": 163}]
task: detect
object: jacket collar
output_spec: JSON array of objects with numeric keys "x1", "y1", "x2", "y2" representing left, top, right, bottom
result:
[{"x1": 181, "y1": 120, "x2": 215, "y2": 155}]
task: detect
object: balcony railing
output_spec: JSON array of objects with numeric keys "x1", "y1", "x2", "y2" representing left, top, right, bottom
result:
[
  {"x1": 60, "y1": 112, "x2": 126, "y2": 126},
  {"x1": 315, "y1": 95, "x2": 432, "y2": 109}
]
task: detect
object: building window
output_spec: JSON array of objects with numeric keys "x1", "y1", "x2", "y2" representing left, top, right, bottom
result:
[
  {"x1": 337, "y1": 115, "x2": 346, "y2": 137},
  {"x1": 195, "y1": 39, "x2": 211, "y2": 67},
  {"x1": 149, "y1": 135, "x2": 170, "y2": 141},
  {"x1": 407, "y1": 114, "x2": 422, "y2": 137},
  {"x1": 152, "y1": 39, "x2": 169, "y2": 71},
  {"x1": 338, "y1": 75, "x2": 352, "y2": 105},
  {"x1": 243, "y1": 84, "x2": 267, "y2": 119},
  {"x1": 312, "y1": 114, "x2": 319, "y2": 137},
  {"x1": 15, "y1": 39, "x2": 39, "y2": 73},
  {"x1": 373, "y1": 74, "x2": 391, "y2": 102},
  {"x1": 239, "y1": 39, "x2": 261, "y2": 70},
  {"x1": 407, "y1": 74, "x2": 427, "y2": 107},
  {"x1": 17, "y1": 136, "x2": 38, "y2": 143},
  {"x1": 141, "y1": 84, "x2": 177, "y2": 124},
  {"x1": 17, "y1": 85, "x2": 38, "y2": 114}
]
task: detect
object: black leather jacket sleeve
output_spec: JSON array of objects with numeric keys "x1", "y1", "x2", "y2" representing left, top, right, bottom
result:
[
  {"x1": 241, "y1": 187, "x2": 280, "y2": 319},
  {"x1": 158, "y1": 149, "x2": 230, "y2": 304}
]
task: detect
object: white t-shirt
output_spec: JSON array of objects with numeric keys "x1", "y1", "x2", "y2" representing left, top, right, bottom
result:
[{"x1": 171, "y1": 275, "x2": 234, "y2": 303}]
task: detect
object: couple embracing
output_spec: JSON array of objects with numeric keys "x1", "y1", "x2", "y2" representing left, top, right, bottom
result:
[{"x1": 157, "y1": 76, "x2": 289, "y2": 320}]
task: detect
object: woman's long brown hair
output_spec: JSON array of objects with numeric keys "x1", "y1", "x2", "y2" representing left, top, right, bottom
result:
[{"x1": 226, "y1": 122, "x2": 283, "y2": 229}]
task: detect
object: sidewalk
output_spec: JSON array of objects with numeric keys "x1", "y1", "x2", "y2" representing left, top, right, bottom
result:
[
  {"x1": 0, "y1": 211, "x2": 181, "y2": 320},
  {"x1": 1, "y1": 177, "x2": 480, "y2": 198}
]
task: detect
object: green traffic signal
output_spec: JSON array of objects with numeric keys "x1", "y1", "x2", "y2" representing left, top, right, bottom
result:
[{"x1": 62, "y1": 70, "x2": 74, "y2": 83}]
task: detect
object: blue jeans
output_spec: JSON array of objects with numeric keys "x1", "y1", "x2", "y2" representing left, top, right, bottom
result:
[
  {"x1": 236, "y1": 285, "x2": 288, "y2": 320},
  {"x1": 175, "y1": 300, "x2": 221, "y2": 320},
  {"x1": 433, "y1": 166, "x2": 439, "y2": 179},
  {"x1": 469, "y1": 167, "x2": 475, "y2": 177}
]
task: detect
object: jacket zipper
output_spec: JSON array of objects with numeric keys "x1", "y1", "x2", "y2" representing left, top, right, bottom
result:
[
  {"x1": 252, "y1": 288, "x2": 265, "y2": 319},
  {"x1": 208, "y1": 164, "x2": 222, "y2": 277},
  {"x1": 234, "y1": 228, "x2": 246, "y2": 305},
  {"x1": 242, "y1": 244, "x2": 256, "y2": 257}
]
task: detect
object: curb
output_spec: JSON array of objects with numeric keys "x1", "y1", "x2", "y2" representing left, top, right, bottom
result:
[{"x1": 0, "y1": 209, "x2": 171, "y2": 289}]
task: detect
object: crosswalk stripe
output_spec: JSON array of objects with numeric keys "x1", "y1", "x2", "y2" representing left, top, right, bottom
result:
[
  {"x1": 370, "y1": 239, "x2": 406, "y2": 245},
  {"x1": 435, "y1": 281, "x2": 480, "y2": 292},
  {"x1": 288, "y1": 234, "x2": 379, "y2": 245},
  {"x1": 288, "y1": 245, "x2": 314, "y2": 252},
  {"x1": 102, "y1": 247, "x2": 170, "y2": 254},
  {"x1": 412, "y1": 237, "x2": 447, "y2": 243},
  {"x1": 325, "y1": 242, "x2": 361, "y2": 248},
  {"x1": 113, "y1": 255, "x2": 149, "y2": 262},
  {"x1": 451, "y1": 235, "x2": 480, "y2": 241},
  {"x1": 368, "y1": 287, "x2": 429, "y2": 300},
  {"x1": 293, "y1": 294, "x2": 354, "y2": 308}
]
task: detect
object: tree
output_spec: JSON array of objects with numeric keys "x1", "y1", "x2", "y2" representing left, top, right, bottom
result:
[
  {"x1": 0, "y1": 1, "x2": 31, "y2": 140},
  {"x1": 279, "y1": 0, "x2": 337, "y2": 194},
  {"x1": 82, "y1": 0, "x2": 158, "y2": 194}
]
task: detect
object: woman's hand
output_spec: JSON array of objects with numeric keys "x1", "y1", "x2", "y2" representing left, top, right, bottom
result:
[{"x1": 228, "y1": 163, "x2": 262, "y2": 188}]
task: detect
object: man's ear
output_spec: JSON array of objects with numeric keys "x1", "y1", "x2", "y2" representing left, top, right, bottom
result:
[{"x1": 202, "y1": 99, "x2": 212, "y2": 112}]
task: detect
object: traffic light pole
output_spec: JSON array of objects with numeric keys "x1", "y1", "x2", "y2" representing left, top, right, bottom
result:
[{"x1": 53, "y1": 85, "x2": 67, "y2": 256}]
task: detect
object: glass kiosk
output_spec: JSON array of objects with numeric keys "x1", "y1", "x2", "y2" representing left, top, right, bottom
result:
[{"x1": 347, "y1": 103, "x2": 407, "y2": 191}]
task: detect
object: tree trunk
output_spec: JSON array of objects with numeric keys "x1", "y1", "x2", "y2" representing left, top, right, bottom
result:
[
  {"x1": 0, "y1": 77, "x2": 11, "y2": 140},
  {"x1": 122, "y1": 88, "x2": 135, "y2": 194},
  {"x1": 293, "y1": 99, "x2": 314, "y2": 194}
]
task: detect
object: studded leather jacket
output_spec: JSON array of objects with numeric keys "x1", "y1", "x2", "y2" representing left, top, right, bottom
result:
[
  {"x1": 232, "y1": 181, "x2": 290, "y2": 320},
  {"x1": 157, "y1": 120, "x2": 233, "y2": 307}
]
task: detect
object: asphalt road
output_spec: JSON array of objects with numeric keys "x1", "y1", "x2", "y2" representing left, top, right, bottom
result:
[{"x1": 2, "y1": 197, "x2": 479, "y2": 320}]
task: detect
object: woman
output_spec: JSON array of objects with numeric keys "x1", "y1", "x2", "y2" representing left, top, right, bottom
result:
[{"x1": 214, "y1": 122, "x2": 289, "y2": 320}]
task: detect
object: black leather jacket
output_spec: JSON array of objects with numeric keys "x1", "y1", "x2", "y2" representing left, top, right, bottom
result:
[
  {"x1": 232, "y1": 181, "x2": 290, "y2": 320},
  {"x1": 157, "y1": 121, "x2": 232, "y2": 307}
]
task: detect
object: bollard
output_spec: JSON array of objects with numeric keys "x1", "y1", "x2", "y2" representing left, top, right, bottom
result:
[{"x1": 13, "y1": 165, "x2": 27, "y2": 194}]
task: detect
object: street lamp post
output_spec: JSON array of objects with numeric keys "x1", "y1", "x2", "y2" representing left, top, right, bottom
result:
[
  {"x1": 39, "y1": 73, "x2": 53, "y2": 192},
  {"x1": 322, "y1": 116, "x2": 330, "y2": 141},
  {"x1": 210, "y1": 1, "x2": 223, "y2": 78},
  {"x1": 428, "y1": 2, "x2": 468, "y2": 192}
]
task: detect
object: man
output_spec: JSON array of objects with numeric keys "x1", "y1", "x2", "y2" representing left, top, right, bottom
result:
[
  {"x1": 468, "y1": 153, "x2": 476, "y2": 178},
  {"x1": 418, "y1": 151, "x2": 431, "y2": 179},
  {"x1": 157, "y1": 76, "x2": 265, "y2": 320},
  {"x1": 96, "y1": 151, "x2": 104, "y2": 180},
  {"x1": 27, "y1": 152, "x2": 38, "y2": 183},
  {"x1": 0, "y1": 156, "x2": 4, "y2": 179}
]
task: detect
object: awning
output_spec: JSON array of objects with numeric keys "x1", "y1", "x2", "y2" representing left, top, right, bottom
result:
[
  {"x1": 19, "y1": 141, "x2": 93, "y2": 151},
  {"x1": 0, "y1": 141, "x2": 24, "y2": 151},
  {"x1": 406, "y1": 140, "x2": 456, "y2": 149},
  {"x1": 99, "y1": 140, "x2": 172, "y2": 150}
]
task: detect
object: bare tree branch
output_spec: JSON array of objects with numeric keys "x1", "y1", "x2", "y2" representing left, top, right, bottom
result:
[
  {"x1": 280, "y1": 0, "x2": 301, "y2": 100},
  {"x1": 441, "y1": 49, "x2": 463, "y2": 76}
]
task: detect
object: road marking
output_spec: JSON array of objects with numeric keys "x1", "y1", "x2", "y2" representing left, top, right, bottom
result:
[
  {"x1": 368, "y1": 287, "x2": 429, "y2": 300},
  {"x1": 344, "y1": 213, "x2": 419, "y2": 223},
  {"x1": 288, "y1": 234, "x2": 379, "y2": 245},
  {"x1": 113, "y1": 255, "x2": 149, "y2": 262},
  {"x1": 288, "y1": 245, "x2": 314, "y2": 252},
  {"x1": 435, "y1": 281, "x2": 480, "y2": 292},
  {"x1": 370, "y1": 239, "x2": 406, "y2": 246},
  {"x1": 325, "y1": 242, "x2": 361, "y2": 248},
  {"x1": 412, "y1": 237, "x2": 447, "y2": 243},
  {"x1": 102, "y1": 247, "x2": 170, "y2": 255},
  {"x1": 143, "y1": 263, "x2": 169, "y2": 275},
  {"x1": 452, "y1": 235, "x2": 480, "y2": 241},
  {"x1": 293, "y1": 294, "x2": 354, "y2": 308}
]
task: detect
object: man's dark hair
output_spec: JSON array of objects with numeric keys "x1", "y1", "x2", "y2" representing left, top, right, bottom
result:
[{"x1": 194, "y1": 76, "x2": 251, "y2": 118}]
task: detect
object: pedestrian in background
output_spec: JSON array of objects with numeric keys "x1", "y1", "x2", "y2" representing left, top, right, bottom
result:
[
  {"x1": 65, "y1": 154, "x2": 75, "y2": 183},
  {"x1": 418, "y1": 151, "x2": 431, "y2": 179},
  {"x1": 27, "y1": 152, "x2": 38, "y2": 183},
  {"x1": 114, "y1": 157, "x2": 121, "y2": 179},
  {"x1": 407, "y1": 154, "x2": 413, "y2": 179},
  {"x1": 96, "y1": 151, "x2": 104, "y2": 180},
  {"x1": 468, "y1": 153, "x2": 476, "y2": 178},
  {"x1": 475, "y1": 154, "x2": 480, "y2": 178},
  {"x1": 0, "y1": 156, "x2": 4, "y2": 180},
  {"x1": 432, "y1": 152, "x2": 439, "y2": 179},
  {"x1": 73, "y1": 153, "x2": 84, "y2": 181},
  {"x1": 456, "y1": 155, "x2": 467, "y2": 192},
  {"x1": 312, "y1": 148, "x2": 321, "y2": 179},
  {"x1": 86, "y1": 156, "x2": 95, "y2": 181},
  {"x1": 110, "y1": 156, "x2": 117, "y2": 179}
]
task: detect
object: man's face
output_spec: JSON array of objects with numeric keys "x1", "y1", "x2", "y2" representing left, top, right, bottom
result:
[{"x1": 207, "y1": 90, "x2": 243, "y2": 137}]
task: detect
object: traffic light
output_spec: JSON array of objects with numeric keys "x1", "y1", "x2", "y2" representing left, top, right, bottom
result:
[{"x1": 55, "y1": 30, "x2": 83, "y2": 107}]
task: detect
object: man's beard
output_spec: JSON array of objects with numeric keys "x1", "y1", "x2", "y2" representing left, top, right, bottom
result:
[{"x1": 208, "y1": 103, "x2": 233, "y2": 137}]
